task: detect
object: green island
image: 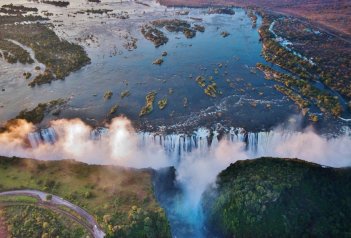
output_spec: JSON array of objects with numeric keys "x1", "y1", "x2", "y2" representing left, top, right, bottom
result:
[
  {"x1": 203, "y1": 157, "x2": 351, "y2": 238},
  {"x1": 141, "y1": 25, "x2": 169, "y2": 47},
  {"x1": 0, "y1": 156, "x2": 171, "y2": 238},
  {"x1": 139, "y1": 91, "x2": 157, "y2": 117},
  {"x1": 0, "y1": 4, "x2": 38, "y2": 14},
  {"x1": 109, "y1": 104, "x2": 119, "y2": 115},
  {"x1": 151, "y1": 19, "x2": 196, "y2": 39},
  {"x1": 204, "y1": 83, "x2": 218, "y2": 97},
  {"x1": 0, "y1": 4, "x2": 91, "y2": 87},
  {"x1": 142, "y1": 19, "x2": 206, "y2": 46},
  {"x1": 120, "y1": 90, "x2": 131, "y2": 99},
  {"x1": 195, "y1": 75, "x2": 219, "y2": 97},
  {"x1": 257, "y1": 63, "x2": 342, "y2": 117},
  {"x1": 41, "y1": 1, "x2": 70, "y2": 7},
  {"x1": 246, "y1": 10, "x2": 257, "y2": 28},
  {"x1": 158, "y1": 98, "x2": 168, "y2": 110},
  {"x1": 153, "y1": 58, "x2": 164, "y2": 65},
  {"x1": 104, "y1": 90, "x2": 113, "y2": 100},
  {"x1": 0, "y1": 39, "x2": 34, "y2": 64},
  {"x1": 15, "y1": 98, "x2": 66, "y2": 124}
]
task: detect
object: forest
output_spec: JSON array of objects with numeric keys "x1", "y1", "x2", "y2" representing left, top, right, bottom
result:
[{"x1": 203, "y1": 157, "x2": 351, "y2": 237}]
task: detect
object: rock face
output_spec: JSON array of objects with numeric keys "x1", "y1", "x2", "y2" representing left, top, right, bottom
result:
[{"x1": 202, "y1": 157, "x2": 351, "y2": 237}]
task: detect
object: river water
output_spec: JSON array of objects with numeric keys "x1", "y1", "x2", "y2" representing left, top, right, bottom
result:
[
  {"x1": 1, "y1": 1, "x2": 351, "y2": 237},
  {"x1": 0, "y1": 0, "x2": 304, "y2": 132}
]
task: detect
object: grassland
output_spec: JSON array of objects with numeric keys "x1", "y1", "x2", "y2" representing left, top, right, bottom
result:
[
  {"x1": 0, "y1": 156, "x2": 171, "y2": 238},
  {"x1": 203, "y1": 157, "x2": 351, "y2": 237}
]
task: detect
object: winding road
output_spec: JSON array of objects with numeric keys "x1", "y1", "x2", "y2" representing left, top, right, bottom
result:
[{"x1": 0, "y1": 190, "x2": 105, "y2": 238}]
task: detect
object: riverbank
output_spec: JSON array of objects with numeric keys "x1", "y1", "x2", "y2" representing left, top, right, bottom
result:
[{"x1": 0, "y1": 156, "x2": 171, "y2": 238}]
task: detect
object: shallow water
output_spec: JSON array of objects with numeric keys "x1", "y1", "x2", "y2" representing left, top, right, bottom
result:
[{"x1": 0, "y1": 0, "x2": 301, "y2": 132}]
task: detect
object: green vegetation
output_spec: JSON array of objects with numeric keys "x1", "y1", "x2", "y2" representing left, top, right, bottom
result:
[
  {"x1": 257, "y1": 63, "x2": 343, "y2": 117},
  {"x1": 139, "y1": 91, "x2": 157, "y2": 117},
  {"x1": 16, "y1": 98, "x2": 66, "y2": 124},
  {"x1": 141, "y1": 25, "x2": 168, "y2": 47},
  {"x1": 195, "y1": 76, "x2": 206, "y2": 87},
  {"x1": 0, "y1": 156, "x2": 171, "y2": 238},
  {"x1": 273, "y1": 17, "x2": 351, "y2": 100},
  {"x1": 203, "y1": 157, "x2": 351, "y2": 238},
  {"x1": 183, "y1": 28, "x2": 196, "y2": 38},
  {"x1": 0, "y1": 14, "x2": 90, "y2": 86},
  {"x1": 152, "y1": 19, "x2": 189, "y2": 29},
  {"x1": 258, "y1": 12, "x2": 316, "y2": 81},
  {"x1": 42, "y1": 1, "x2": 70, "y2": 7},
  {"x1": 258, "y1": 10, "x2": 351, "y2": 105},
  {"x1": 28, "y1": 69, "x2": 54, "y2": 87},
  {"x1": 109, "y1": 104, "x2": 119, "y2": 115},
  {"x1": 247, "y1": 10, "x2": 257, "y2": 28},
  {"x1": 0, "y1": 195, "x2": 37, "y2": 204},
  {"x1": 220, "y1": 31, "x2": 230, "y2": 38},
  {"x1": 104, "y1": 90, "x2": 113, "y2": 100},
  {"x1": 193, "y1": 24, "x2": 205, "y2": 32},
  {"x1": 120, "y1": 90, "x2": 130, "y2": 99},
  {"x1": 152, "y1": 19, "x2": 191, "y2": 36},
  {"x1": 0, "y1": 4, "x2": 38, "y2": 14},
  {"x1": 158, "y1": 98, "x2": 168, "y2": 110},
  {"x1": 0, "y1": 4, "x2": 45, "y2": 26},
  {"x1": 0, "y1": 39, "x2": 33, "y2": 64},
  {"x1": 45, "y1": 194, "x2": 52, "y2": 201},
  {"x1": 86, "y1": 9, "x2": 113, "y2": 14},
  {"x1": 208, "y1": 8, "x2": 235, "y2": 15},
  {"x1": 144, "y1": 18, "x2": 203, "y2": 44},
  {"x1": 274, "y1": 85, "x2": 309, "y2": 113},
  {"x1": 1, "y1": 205, "x2": 89, "y2": 238},
  {"x1": 204, "y1": 83, "x2": 218, "y2": 97},
  {"x1": 195, "y1": 75, "x2": 219, "y2": 97},
  {"x1": 153, "y1": 58, "x2": 164, "y2": 65},
  {"x1": 23, "y1": 72, "x2": 32, "y2": 79},
  {"x1": 0, "y1": 14, "x2": 47, "y2": 25}
]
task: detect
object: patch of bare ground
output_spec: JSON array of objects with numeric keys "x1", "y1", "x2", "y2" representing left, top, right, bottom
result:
[
  {"x1": 0, "y1": 209, "x2": 7, "y2": 238},
  {"x1": 157, "y1": 0, "x2": 351, "y2": 37}
]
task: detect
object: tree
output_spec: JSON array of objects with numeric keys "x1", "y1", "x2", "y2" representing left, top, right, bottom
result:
[{"x1": 45, "y1": 194, "x2": 52, "y2": 201}]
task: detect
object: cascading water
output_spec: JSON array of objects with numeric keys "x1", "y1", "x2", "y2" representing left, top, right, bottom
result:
[
  {"x1": 28, "y1": 127, "x2": 57, "y2": 147},
  {"x1": 24, "y1": 125, "x2": 351, "y2": 238},
  {"x1": 27, "y1": 126, "x2": 297, "y2": 160}
]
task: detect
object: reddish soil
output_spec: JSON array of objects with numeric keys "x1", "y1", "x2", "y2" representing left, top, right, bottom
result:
[
  {"x1": 0, "y1": 211, "x2": 7, "y2": 238},
  {"x1": 157, "y1": 0, "x2": 351, "y2": 37}
]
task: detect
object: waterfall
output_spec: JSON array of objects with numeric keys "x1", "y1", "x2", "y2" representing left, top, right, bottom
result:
[
  {"x1": 28, "y1": 127, "x2": 57, "y2": 147},
  {"x1": 26, "y1": 126, "x2": 301, "y2": 160}
]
